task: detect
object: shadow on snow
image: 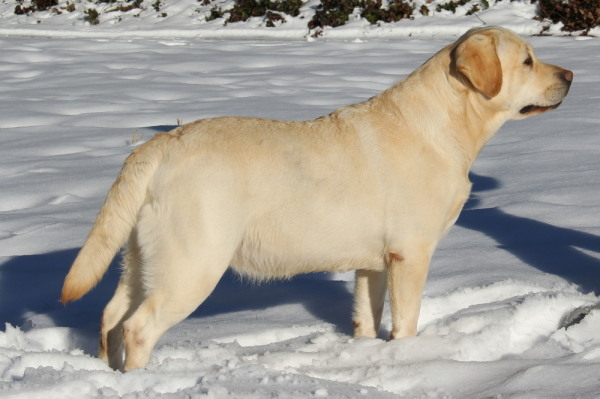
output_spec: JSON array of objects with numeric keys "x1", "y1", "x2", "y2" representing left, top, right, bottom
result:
[
  {"x1": 458, "y1": 173, "x2": 600, "y2": 294},
  {"x1": 2, "y1": 172, "x2": 600, "y2": 354},
  {"x1": 0, "y1": 250, "x2": 353, "y2": 355}
]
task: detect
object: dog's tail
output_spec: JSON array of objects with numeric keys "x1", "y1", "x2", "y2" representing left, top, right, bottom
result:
[{"x1": 61, "y1": 133, "x2": 172, "y2": 304}]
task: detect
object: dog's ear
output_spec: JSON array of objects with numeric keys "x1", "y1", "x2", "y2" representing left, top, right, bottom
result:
[{"x1": 454, "y1": 32, "x2": 502, "y2": 98}]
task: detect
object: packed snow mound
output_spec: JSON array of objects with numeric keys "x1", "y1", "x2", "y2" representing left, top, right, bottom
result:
[{"x1": 2, "y1": 280, "x2": 600, "y2": 398}]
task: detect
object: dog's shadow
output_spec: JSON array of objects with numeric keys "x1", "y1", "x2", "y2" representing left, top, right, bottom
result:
[
  {"x1": 458, "y1": 173, "x2": 600, "y2": 294},
  {"x1": 0, "y1": 250, "x2": 354, "y2": 355},
  {"x1": 3, "y1": 172, "x2": 600, "y2": 354}
]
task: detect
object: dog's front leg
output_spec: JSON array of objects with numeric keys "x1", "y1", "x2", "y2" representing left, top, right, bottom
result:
[
  {"x1": 387, "y1": 251, "x2": 430, "y2": 339},
  {"x1": 353, "y1": 269, "x2": 387, "y2": 338}
]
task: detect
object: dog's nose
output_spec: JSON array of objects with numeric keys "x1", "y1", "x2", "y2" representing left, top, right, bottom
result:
[{"x1": 562, "y1": 69, "x2": 573, "y2": 83}]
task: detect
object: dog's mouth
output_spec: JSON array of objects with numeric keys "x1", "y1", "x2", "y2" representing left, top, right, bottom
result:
[{"x1": 519, "y1": 102, "x2": 562, "y2": 115}]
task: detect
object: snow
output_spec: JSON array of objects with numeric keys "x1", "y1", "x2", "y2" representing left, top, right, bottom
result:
[
  {"x1": 1, "y1": 1, "x2": 600, "y2": 397},
  {"x1": 1, "y1": 0, "x2": 599, "y2": 39}
]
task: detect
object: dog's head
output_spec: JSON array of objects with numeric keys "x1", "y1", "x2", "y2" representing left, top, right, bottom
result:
[{"x1": 451, "y1": 26, "x2": 572, "y2": 120}]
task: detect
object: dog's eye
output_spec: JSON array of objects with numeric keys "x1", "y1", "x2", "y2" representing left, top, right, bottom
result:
[{"x1": 523, "y1": 56, "x2": 533, "y2": 67}]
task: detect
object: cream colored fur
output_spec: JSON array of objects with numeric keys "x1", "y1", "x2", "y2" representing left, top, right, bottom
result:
[{"x1": 61, "y1": 27, "x2": 572, "y2": 371}]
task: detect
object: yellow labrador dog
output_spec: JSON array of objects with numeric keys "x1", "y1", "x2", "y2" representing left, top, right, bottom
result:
[{"x1": 61, "y1": 26, "x2": 572, "y2": 371}]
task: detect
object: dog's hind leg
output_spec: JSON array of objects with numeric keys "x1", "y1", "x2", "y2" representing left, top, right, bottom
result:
[
  {"x1": 121, "y1": 209, "x2": 239, "y2": 370},
  {"x1": 121, "y1": 250, "x2": 231, "y2": 371},
  {"x1": 353, "y1": 269, "x2": 387, "y2": 338},
  {"x1": 118, "y1": 190, "x2": 245, "y2": 370},
  {"x1": 99, "y1": 230, "x2": 145, "y2": 370}
]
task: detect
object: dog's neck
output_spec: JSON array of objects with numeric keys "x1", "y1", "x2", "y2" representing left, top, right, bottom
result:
[{"x1": 375, "y1": 48, "x2": 510, "y2": 171}]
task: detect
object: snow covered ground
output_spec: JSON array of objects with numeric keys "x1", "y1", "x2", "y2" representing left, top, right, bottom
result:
[
  {"x1": 0, "y1": 0, "x2": 598, "y2": 40},
  {"x1": 1, "y1": 2, "x2": 600, "y2": 397}
]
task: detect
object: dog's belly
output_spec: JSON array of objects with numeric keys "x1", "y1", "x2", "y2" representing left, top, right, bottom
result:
[
  {"x1": 229, "y1": 222, "x2": 385, "y2": 280},
  {"x1": 230, "y1": 246, "x2": 384, "y2": 279}
]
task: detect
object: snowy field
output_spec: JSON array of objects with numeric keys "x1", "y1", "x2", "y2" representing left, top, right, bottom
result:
[
  {"x1": 1, "y1": 0, "x2": 599, "y2": 39},
  {"x1": 1, "y1": 5, "x2": 600, "y2": 398}
]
